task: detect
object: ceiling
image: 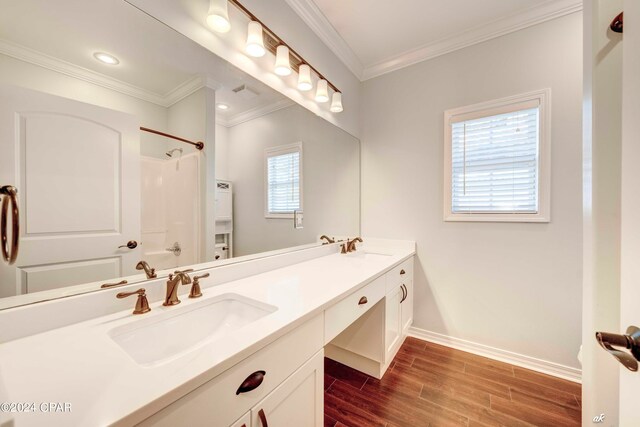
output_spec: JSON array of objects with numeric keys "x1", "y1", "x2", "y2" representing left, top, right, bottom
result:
[
  {"x1": 0, "y1": 0, "x2": 288, "y2": 123},
  {"x1": 287, "y1": 0, "x2": 582, "y2": 80}
]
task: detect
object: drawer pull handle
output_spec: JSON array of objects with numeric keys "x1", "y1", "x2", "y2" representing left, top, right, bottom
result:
[
  {"x1": 258, "y1": 408, "x2": 268, "y2": 427},
  {"x1": 400, "y1": 284, "x2": 408, "y2": 303},
  {"x1": 358, "y1": 296, "x2": 368, "y2": 305},
  {"x1": 236, "y1": 370, "x2": 266, "y2": 395},
  {"x1": 400, "y1": 269, "x2": 406, "y2": 275}
]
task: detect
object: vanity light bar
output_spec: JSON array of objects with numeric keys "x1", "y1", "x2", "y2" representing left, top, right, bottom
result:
[{"x1": 226, "y1": 0, "x2": 342, "y2": 96}]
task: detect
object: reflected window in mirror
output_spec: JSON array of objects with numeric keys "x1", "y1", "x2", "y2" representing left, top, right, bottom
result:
[{"x1": 265, "y1": 142, "x2": 303, "y2": 218}]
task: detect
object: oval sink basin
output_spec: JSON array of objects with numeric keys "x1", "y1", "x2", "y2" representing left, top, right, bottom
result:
[{"x1": 109, "y1": 293, "x2": 277, "y2": 366}]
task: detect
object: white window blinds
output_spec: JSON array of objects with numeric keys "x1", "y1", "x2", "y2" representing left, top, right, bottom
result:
[
  {"x1": 266, "y1": 147, "x2": 301, "y2": 215},
  {"x1": 450, "y1": 104, "x2": 540, "y2": 214}
]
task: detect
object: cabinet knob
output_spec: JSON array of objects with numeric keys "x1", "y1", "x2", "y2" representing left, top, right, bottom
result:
[
  {"x1": 400, "y1": 269, "x2": 406, "y2": 275},
  {"x1": 236, "y1": 370, "x2": 266, "y2": 395},
  {"x1": 358, "y1": 296, "x2": 368, "y2": 305}
]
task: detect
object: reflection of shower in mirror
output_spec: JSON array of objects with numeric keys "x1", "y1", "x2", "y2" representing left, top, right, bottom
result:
[{"x1": 165, "y1": 148, "x2": 183, "y2": 158}]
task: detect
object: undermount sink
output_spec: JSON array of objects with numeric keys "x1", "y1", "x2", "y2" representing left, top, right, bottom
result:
[{"x1": 109, "y1": 293, "x2": 277, "y2": 366}]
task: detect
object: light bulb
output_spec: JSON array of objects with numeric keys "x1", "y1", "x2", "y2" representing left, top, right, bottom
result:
[
  {"x1": 206, "y1": 0, "x2": 230, "y2": 33},
  {"x1": 93, "y1": 52, "x2": 119, "y2": 65},
  {"x1": 298, "y1": 64, "x2": 312, "y2": 91},
  {"x1": 245, "y1": 21, "x2": 266, "y2": 57},
  {"x1": 274, "y1": 45, "x2": 292, "y2": 76},
  {"x1": 330, "y1": 92, "x2": 343, "y2": 113},
  {"x1": 315, "y1": 79, "x2": 329, "y2": 103}
]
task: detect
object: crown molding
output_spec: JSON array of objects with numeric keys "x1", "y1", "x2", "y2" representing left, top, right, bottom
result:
[
  {"x1": 0, "y1": 38, "x2": 213, "y2": 108},
  {"x1": 361, "y1": 0, "x2": 583, "y2": 80},
  {"x1": 284, "y1": 0, "x2": 364, "y2": 80},
  {"x1": 217, "y1": 98, "x2": 296, "y2": 128},
  {"x1": 286, "y1": 0, "x2": 582, "y2": 82}
]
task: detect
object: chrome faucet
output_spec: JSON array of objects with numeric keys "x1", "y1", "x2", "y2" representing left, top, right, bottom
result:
[
  {"x1": 341, "y1": 237, "x2": 363, "y2": 253},
  {"x1": 136, "y1": 260, "x2": 157, "y2": 279},
  {"x1": 163, "y1": 269, "x2": 193, "y2": 306},
  {"x1": 320, "y1": 235, "x2": 335, "y2": 244}
]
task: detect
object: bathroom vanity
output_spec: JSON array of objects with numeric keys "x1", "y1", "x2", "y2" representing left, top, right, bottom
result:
[{"x1": 0, "y1": 240, "x2": 414, "y2": 426}]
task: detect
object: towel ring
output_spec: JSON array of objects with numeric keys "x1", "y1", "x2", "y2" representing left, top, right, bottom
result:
[{"x1": 0, "y1": 185, "x2": 20, "y2": 265}]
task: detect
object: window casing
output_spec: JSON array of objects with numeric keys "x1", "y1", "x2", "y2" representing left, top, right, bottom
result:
[
  {"x1": 443, "y1": 89, "x2": 550, "y2": 222},
  {"x1": 264, "y1": 142, "x2": 303, "y2": 218}
]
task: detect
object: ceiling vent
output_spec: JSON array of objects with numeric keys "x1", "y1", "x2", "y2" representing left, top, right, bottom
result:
[{"x1": 232, "y1": 84, "x2": 259, "y2": 100}]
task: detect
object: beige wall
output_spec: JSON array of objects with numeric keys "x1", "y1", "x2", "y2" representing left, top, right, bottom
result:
[{"x1": 361, "y1": 13, "x2": 583, "y2": 370}]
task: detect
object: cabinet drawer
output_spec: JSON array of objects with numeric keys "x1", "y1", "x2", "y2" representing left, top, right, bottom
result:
[
  {"x1": 386, "y1": 257, "x2": 414, "y2": 293},
  {"x1": 137, "y1": 314, "x2": 323, "y2": 427},
  {"x1": 325, "y1": 275, "x2": 385, "y2": 343}
]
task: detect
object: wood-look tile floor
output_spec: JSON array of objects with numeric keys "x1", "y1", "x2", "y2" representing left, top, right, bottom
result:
[{"x1": 324, "y1": 337, "x2": 581, "y2": 427}]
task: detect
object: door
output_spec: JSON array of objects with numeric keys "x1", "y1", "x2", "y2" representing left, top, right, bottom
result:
[
  {"x1": 619, "y1": 0, "x2": 640, "y2": 422},
  {"x1": 401, "y1": 280, "x2": 413, "y2": 333},
  {"x1": 0, "y1": 84, "x2": 140, "y2": 296},
  {"x1": 385, "y1": 287, "x2": 402, "y2": 362},
  {"x1": 251, "y1": 350, "x2": 323, "y2": 427}
]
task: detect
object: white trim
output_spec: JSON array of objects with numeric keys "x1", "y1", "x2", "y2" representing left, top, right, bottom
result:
[
  {"x1": 0, "y1": 39, "x2": 216, "y2": 108},
  {"x1": 286, "y1": 0, "x2": 582, "y2": 81},
  {"x1": 443, "y1": 89, "x2": 551, "y2": 223},
  {"x1": 217, "y1": 98, "x2": 296, "y2": 128},
  {"x1": 284, "y1": 0, "x2": 364, "y2": 80},
  {"x1": 408, "y1": 326, "x2": 582, "y2": 383},
  {"x1": 264, "y1": 142, "x2": 304, "y2": 219}
]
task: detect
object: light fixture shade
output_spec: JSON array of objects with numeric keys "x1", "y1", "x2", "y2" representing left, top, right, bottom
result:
[
  {"x1": 206, "y1": 0, "x2": 230, "y2": 33},
  {"x1": 330, "y1": 92, "x2": 343, "y2": 113},
  {"x1": 245, "y1": 21, "x2": 266, "y2": 57},
  {"x1": 274, "y1": 45, "x2": 292, "y2": 76},
  {"x1": 315, "y1": 79, "x2": 329, "y2": 103},
  {"x1": 298, "y1": 64, "x2": 312, "y2": 91}
]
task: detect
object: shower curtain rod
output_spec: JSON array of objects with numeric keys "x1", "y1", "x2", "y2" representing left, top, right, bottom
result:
[{"x1": 140, "y1": 127, "x2": 204, "y2": 151}]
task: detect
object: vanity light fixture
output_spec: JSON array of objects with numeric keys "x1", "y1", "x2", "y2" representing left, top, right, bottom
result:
[
  {"x1": 207, "y1": 0, "x2": 231, "y2": 33},
  {"x1": 330, "y1": 92, "x2": 343, "y2": 113},
  {"x1": 216, "y1": 103, "x2": 230, "y2": 110},
  {"x1": 274, "y1": 45, "x2": 292, "y2": 76},
  {"x1": 93, "y1": 52, "x2": 119, "y2": 65},
  {"x1": 245, "y1": 21, "x2": 266, "y2": 57},
  {"x1": 297, "y1": 64, "x2": 313, "y2": 91},
  {"x1": 220, "y1": 0, "x2": 344, "y2": 113},
  {"x1": 315, "y1": 79, "x2": 329, "y2": 103}
]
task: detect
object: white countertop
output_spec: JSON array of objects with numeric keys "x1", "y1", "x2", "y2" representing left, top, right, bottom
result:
[{"x1": 0, "y1": 242, "x2": 414, "y2": 427}]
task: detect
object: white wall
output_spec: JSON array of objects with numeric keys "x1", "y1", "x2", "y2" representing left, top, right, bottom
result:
[
  {"x1": 361, "y1": 13, "x2": 583, "y2": 370},
  {"x1": 582, "y1": 0, "x2": 622, "y2": 423},
  {"x1": 227, "y1": 105, "x2": 359, "y2": 256},
  {"x1": 215, "y1": 123, "x2": 230, "y2": 181}
]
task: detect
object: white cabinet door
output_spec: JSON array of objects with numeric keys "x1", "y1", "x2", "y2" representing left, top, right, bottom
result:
[
  {"x1": 401, "y1": 280, "x2": 413, "y2": 333},
  {"x1": 0, "y1": 84, "x2": 140, "y2": 297},
  {"x1": 230, "y1": 412, "x2": 250, "y2": 427},
  {"x1": 215, "y1": 181, "x2": 232, "y2": 220},
  {"x1": 251, "y1": 350, "x2": 323, "y2": 427},
  {"x1": 385, "y1": 287, "x2": 402, "y2": 363}
]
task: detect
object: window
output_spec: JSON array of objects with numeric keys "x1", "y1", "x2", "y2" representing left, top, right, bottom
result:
[
  {"x1": 265, "y1": 142, "x2": 302, "y2": 218},
  {"x1": 443, "y1": 89, "x2": 550, "y2": 222}
]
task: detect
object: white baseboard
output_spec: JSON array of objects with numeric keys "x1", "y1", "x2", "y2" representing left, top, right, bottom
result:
[{"x1": 408, "y1": 327, "x2": 582, "y2": 384}]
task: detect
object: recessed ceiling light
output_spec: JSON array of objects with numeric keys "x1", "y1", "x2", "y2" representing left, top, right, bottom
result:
[
  {"x1": 216, "y1": 103, "x2": 229, "y2": 110},
  {"x1": 93, "y1": 52, "x2": 120, "y2": 65}
]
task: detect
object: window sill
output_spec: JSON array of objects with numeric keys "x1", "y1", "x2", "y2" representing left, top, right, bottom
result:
[{"x1": 444, "y1": 213, "x2": 550, "y2": 223}]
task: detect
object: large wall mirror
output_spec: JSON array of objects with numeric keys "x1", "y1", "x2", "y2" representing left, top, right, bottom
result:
[{"x1": 0, "y1": 0, "x2": 360, "y2": 309}]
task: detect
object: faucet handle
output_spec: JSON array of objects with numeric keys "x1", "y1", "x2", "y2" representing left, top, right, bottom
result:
[
  {"x1": 117, "y1": 288, "x2": 151, "y2": 315},
  {"x1": 190, "y1": 273, "x2": 210, "y2": 299}
]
